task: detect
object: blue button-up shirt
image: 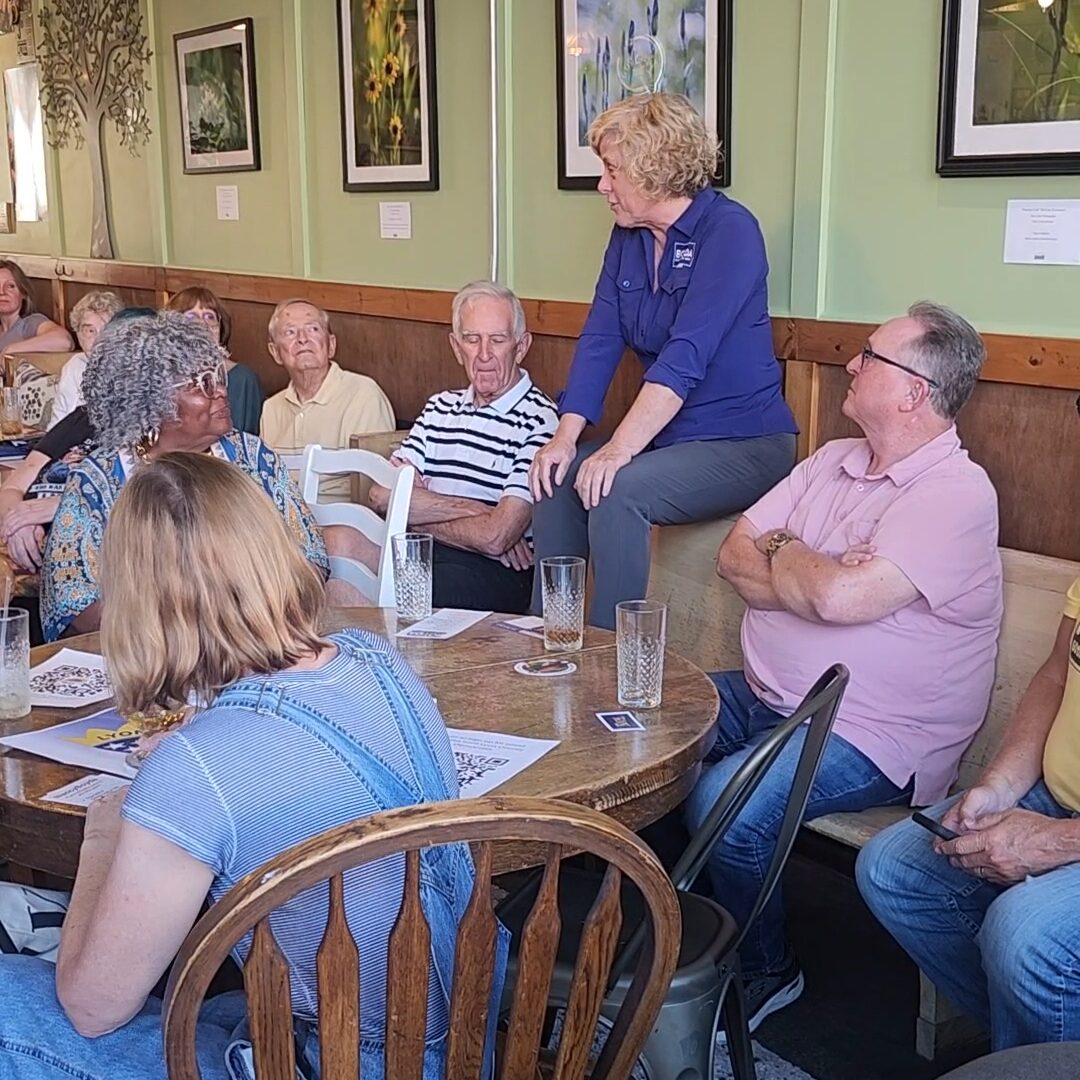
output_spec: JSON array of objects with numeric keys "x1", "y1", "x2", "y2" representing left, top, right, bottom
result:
[{"x1": 560, "y1": 188, "x2": 797, "y2": 446}]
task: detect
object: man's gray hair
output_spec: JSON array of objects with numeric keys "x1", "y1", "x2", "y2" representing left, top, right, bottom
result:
[
  {"x1": 83, "y1": 311, "x2": 228, "y2": 449},
  {"x1": 267, "y1": 298, "x2": 332, "y2": 341},
  {"x1": 451, "y1": 280, "x2": 527, "y2": 342},
  {"x1": 905, "y1": 301, "x2": 986, "y2": 421}
]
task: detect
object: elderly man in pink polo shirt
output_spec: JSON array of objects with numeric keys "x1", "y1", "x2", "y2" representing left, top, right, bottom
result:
[{"x1": 684, "y1": 301, "x2": 1003, "y2": 1032}]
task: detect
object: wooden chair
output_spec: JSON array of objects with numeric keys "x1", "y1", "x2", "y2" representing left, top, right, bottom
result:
[
  {"x1": 300, "y1": 443, "x2": 415, "y2": 606},
  {"x1": 163, "y1": 795, "x2": 682, "y2": 1080}
]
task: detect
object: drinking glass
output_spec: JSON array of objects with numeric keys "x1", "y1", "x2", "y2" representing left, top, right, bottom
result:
[
  {"x1": 540, "y1": 556, "x2": 586, "y2": 652},
  {"x1": 0, "y1": 387, "x2": 21, "y2": 437},
  {"x1": 391, "y1": 533, "x2": 433, "y2": 621},
  {"x1": 0, "y1": 607, "x2": 30, "y2": 719},
  {"x1": 616, "y1": 600, "x2": 667, "y2": 709}
]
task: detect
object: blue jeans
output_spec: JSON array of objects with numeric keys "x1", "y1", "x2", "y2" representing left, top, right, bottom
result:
[
  {"x1": 683, "y1": 670, "x2": 911, "y2": 976},
  {"x1": 0, "y1": 954, "x2": 246, "y2": 1080},
  {"x1": 856, "y1": 781, "x2": 1080, "y2": 1051}
]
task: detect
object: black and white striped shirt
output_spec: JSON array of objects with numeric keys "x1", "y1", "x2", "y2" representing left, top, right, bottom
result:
[{"x1": 396, "y1": 373, "x2": 557, "y2": 507}]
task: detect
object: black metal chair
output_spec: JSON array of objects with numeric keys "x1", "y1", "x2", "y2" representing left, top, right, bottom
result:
[{"x1": 498, "y1": 664, "x2": 850, "y2": 1080}]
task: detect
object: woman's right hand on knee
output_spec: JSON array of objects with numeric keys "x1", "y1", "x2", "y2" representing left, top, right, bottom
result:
[{"x1": 530, "y1": 435, "x2": 577, "y2": 500}]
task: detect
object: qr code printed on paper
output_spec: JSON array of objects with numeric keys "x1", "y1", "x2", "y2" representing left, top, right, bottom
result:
[
  {"x1": 30, "y1": 665, "x2": 111, "y2": 699},
  {"x1": 455, "y1": 752, "x2": 510, "y2": 790}
]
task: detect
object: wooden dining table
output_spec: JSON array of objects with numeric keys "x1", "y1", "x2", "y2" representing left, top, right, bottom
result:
[{"x1": 0, "y1": 608, "x2": 719, "y2": 878}]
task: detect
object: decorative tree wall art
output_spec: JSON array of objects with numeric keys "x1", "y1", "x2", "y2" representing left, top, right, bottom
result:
[{"x1": 37, "y1": 0, "x2": 152, "y2": 258}]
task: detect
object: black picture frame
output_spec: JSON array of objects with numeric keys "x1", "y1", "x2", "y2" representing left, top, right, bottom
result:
[
  {"x1": 174, "y1": 18, "x2": 261, "y2": 176},
  {"x1": 337, "y1": 0, "x2": 440, "y2": 193},
  {"x1": 937, "y1": 0, "x2": 1080, "y2": 178},
  {"x1": 555, "y1": 0, "x2": 733, "y2": 190}
]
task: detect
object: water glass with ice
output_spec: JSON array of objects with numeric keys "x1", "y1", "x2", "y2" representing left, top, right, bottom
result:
[
  {"x1": 392, "y1": 532, "x2": 433, "y2": 621},
  {"x1": 540, "y1": 556, "x2": 586, "y2": 652},
  {"x1": 0, "y1": 607, "x2": 30, "y2": 719},
  {"x1": 616, "y1": 600, "x2": 667, "y2": 709}
]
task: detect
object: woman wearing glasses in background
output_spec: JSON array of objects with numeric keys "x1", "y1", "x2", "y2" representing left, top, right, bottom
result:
[
  {"x1": 39, "y1": 312, "x2": 327, "y2": 641},
  {"x1": 166, "y1": 287, "x2": 264, "y2": 435}
]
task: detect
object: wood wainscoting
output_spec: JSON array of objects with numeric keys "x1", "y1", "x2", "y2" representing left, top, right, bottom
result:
[{"x1": 7, "y1": 253, "x2": 1080, "y2": 562}]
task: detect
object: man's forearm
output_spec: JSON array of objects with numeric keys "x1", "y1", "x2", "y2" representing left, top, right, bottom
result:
[
  {"x1": 768, "y1": 541, "x2": 837, "y2": 621},
  {"x1": 981, "y1": 669, "x2": 1068, "y2": 800},
  {"x1": 370, "y1": 479, "x2": 492, "y2": 525},
  {"x1": 428, "y1": 505, "x2": 527, "y2": 558},
  {"x1": 717, "y1": 539, "x2": 783, "y2": 610},
  {"x1": 407, "y1": 487, "x2": 492, "y2": 526}
]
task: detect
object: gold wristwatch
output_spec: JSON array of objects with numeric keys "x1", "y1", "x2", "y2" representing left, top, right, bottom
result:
[{"x1": 764, "y1": 530, "x2": 798, "y2": 560}]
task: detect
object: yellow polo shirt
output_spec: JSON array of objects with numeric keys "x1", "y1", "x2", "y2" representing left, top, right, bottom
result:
[
  {"x1": 1041, "y1": 578, "x2": 1080, "y2": 811},
  {"x1": 260, "y1": 361, "x2": 395, "y2": 501}
]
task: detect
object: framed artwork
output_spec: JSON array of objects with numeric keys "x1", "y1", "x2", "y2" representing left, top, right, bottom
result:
[
  {"x1": 174, "y1": 18, "x2": 261, "y2": 175},
  {"x1": 337, "y1": 0, "x2": 439, "y2": 192},
  {"x1": 937, "y1": 0, "x2": 1080, "y2": 177},
  {"x1": 556, "y1": 0, "x2": 733, "y2": 190}
]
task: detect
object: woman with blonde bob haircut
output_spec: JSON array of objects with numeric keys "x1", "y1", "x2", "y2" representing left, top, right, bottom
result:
[
  {"x1": 530, "y1": 91, "x2": 797, "y2": 630},
  {"x1": 0, "y1": 453, "x2": 505, "y2": 1080}
]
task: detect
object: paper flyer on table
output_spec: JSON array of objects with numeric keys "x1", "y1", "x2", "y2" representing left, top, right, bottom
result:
[
  {"x1": 29, "y1": 648, "x2": 112, "y2": 708},
  {"x1": 449, "y1": 728, "x2": 559, "y2": 798},
  {"x1": 42, "y1": 773, "x2": 131, "y2": 807},
  {"x1": 0, "y1": 707, "x2": 138, "y2": 779},
  {"x1": 396, "y1": 608, "x2": 491, "y2": 640}
]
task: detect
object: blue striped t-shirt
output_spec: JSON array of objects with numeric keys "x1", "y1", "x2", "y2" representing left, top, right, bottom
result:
[{"x1": 122, "y1": 630, "x2": 459, "y2": 1036}]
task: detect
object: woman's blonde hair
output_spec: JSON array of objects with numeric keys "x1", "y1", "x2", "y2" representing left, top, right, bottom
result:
[
  {"x1": 588, "y1": 92, "x2": 719, "y2": 200},
  {"x1": 68, "y1": 290, "x2": 124, "y2": 334},
  {"x1": 100, "y1": 452, "x2": 326, "y2": 713}
]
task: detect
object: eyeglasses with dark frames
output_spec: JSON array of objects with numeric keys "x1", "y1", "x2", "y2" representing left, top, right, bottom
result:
[{"x1": 859, "y1": 344, "x2": 941, "y2": 389}]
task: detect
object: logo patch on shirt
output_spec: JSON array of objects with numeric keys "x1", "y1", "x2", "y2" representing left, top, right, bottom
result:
[{"x1": 672, "y1": 241, "x2": 696, "y2": 270}]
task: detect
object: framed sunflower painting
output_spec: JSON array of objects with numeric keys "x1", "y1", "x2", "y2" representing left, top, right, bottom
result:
[{"x1": 338, "y1": 0, "x2": 439, "y2": 191}]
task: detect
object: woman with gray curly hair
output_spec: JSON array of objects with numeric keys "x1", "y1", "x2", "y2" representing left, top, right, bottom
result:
[
  {"x1": 40, "y1": 311, "x2": 328, "y2": 641},
  {"x1": 530, "y1": 92, "x2": 797, "y2": 630}
]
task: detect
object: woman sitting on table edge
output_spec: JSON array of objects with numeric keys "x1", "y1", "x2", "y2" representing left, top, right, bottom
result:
[
  {"x1": 38, "y1": 311, "x2": 327, "y2": 641},
  {"x1": 529, "y1": 93, "x2": 797, "y2": 630},
  {"x1": 0, "y1": 453, "x2": 502, "y2": 1080}
]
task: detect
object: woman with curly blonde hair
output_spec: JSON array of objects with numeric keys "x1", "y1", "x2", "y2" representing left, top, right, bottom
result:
[{"x1": 530, "y1": 92, "x2": 797, "y2": 629}]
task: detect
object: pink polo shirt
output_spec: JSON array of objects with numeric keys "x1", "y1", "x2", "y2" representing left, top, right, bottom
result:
[{"x1": 740, "y1": 427, "x2": 1003, "y2": 805}]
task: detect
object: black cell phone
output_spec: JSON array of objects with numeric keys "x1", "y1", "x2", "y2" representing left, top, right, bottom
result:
[{"x1": 912, "y1": 811, "x2": 959, "y2": 842}]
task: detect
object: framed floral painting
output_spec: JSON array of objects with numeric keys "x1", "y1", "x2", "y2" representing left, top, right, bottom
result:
[
  {"x1": 338, "y1": 0, "x2": 439, "y2": 192},
  {"x1": 556, "y1": 0, "x2": 733, "y2": 189},
  {"x1": 174, "y1": 19, "x2": 261, "y2": 174},
  {"x1": 937, "y1": 0, "x2": 1080, "y2": 177}
]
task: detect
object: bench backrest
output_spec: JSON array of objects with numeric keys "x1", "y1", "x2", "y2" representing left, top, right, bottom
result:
[{"x1": 649, "y1": 518, "x2": 1079, "y2": 790}]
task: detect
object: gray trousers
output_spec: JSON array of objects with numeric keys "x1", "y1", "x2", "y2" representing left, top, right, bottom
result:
[{"x1": 530, "y1": 433, "x2": 797, "y2": 630}]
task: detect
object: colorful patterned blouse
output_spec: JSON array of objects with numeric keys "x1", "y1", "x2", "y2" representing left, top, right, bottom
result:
[{"x1": 40, "y1": 431, "x2": 328, "y2": 641}]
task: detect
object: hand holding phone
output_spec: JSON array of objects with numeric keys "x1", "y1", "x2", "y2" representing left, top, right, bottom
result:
[{"x1": 912, "y1": 810, "x2": 959, "y2": 843}]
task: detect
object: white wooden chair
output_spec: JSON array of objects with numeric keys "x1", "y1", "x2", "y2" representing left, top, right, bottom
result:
[{"x1": 300, "y1": 444, "x2": 415, "y2": 606}]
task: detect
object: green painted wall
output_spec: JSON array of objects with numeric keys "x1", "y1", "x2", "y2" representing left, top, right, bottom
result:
[
  {"x1": 303, "y1": 0, "x2": 492, "y2": 288},
  {"x1": 825, "y1": 1, "x2": 1080, "y2": 336},
  {"x1": 2, "y1": 0, "x2": 1077, "y2": 338},
  {"x1": 157, "y1": 0, "x2": 295, "y2": 274}
]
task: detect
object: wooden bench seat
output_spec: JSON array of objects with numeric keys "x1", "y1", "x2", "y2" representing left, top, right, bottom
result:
[{"x1": 649, "y1": 515, "x2": 1080, "y2": 1058}]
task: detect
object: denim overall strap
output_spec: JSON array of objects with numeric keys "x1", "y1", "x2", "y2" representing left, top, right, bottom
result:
[{"x1": 213, "y1": 639, "x2": 506, "y2": 1078}]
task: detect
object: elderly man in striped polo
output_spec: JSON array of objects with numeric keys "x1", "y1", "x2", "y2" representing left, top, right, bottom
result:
[{"x1": 370, "y1": 281, "x2": 558, "y2": 613}]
